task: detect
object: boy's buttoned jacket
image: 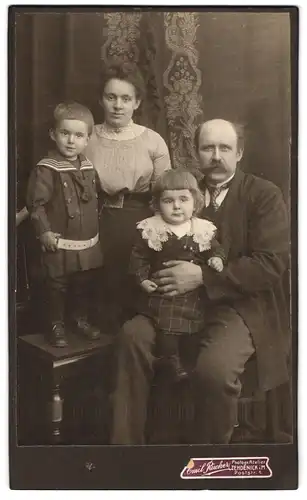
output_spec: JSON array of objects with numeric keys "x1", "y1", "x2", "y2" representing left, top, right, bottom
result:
[{"x1": 27, "y1": 150, "x2": 102, "y2": 278}]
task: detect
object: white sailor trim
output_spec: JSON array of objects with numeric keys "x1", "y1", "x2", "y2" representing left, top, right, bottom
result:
[
  {"x1": 37, "y1": 157, "x2": 94, "y2": 172},
  {"x1": 37, "y1": 163, "x2": 77, "y2": 172}
]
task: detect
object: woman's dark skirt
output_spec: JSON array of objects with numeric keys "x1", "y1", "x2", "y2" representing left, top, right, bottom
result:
[{"x1": 99, "y1": 197, "x2": 152, "y2": 331}]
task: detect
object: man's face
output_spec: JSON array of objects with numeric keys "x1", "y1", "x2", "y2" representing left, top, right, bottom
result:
[{"x1": 197, "y1": 119, "x2": 243, "y2": 184}]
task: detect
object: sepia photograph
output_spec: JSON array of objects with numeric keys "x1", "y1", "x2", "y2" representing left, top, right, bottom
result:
[{"x1": 9, "y1": 5, "x2": 298, "y2": 490}]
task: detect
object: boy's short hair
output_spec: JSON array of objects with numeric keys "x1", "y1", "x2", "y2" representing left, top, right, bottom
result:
[
  {"x1": 151, "y1": 169, "x2": 205, "y2": 215},
  {"x1": 53, "y1": 102, "x2": 95, "y2": 135}
]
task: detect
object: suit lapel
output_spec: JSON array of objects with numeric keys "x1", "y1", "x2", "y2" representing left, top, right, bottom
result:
[
  {"x1": 201, "y1": 169, "x2": 245, "y2": 257},
  {"x1": 219, "y1": 169, "x2": 244, "y2": 256}
]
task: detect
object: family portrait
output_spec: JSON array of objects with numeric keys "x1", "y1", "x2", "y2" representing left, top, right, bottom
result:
[{"x1": 10, "y1": 6, "x2": 297, "y2": 490}]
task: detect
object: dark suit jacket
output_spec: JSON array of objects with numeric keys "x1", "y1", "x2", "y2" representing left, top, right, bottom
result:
[{"x1": 200, "y1": 169, "x2": 290, "y2": 391}]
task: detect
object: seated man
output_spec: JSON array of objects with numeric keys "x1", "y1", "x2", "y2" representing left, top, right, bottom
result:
[{"x1": 110, "y1": 118, "x2": 290, "y2": 445}]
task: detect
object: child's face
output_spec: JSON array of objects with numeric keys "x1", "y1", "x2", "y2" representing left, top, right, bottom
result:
[
  {"x1": 50, "y1": 119, "x2": 90, "y2": 160},
  {"x1": 159, "y1": 189, "x2": 195, "y2": 225}
]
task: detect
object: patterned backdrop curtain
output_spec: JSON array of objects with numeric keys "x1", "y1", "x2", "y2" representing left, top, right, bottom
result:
[
  {"x1": 100, "y1": 11, "x2": 203, "y2": 169},
  {"x1": 15, "y1": 10, "x2": 291, "y2": 206}
]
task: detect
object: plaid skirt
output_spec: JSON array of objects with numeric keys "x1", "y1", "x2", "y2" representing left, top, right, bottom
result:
[{"x1": 137, "y1": 288, "x2": 207, "y2": 335}]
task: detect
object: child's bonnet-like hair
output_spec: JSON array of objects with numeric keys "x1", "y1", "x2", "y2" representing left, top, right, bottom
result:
[{"x1": 151, "y1": 169, "x2": 205, "y2": 215}]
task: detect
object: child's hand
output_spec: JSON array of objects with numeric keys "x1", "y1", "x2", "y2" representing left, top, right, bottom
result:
[
  {"x1": 40, "y1": 231, "x2": 61, "y2": 252},
  {"x1": 16, "y1": 206, "x2": 29, "y2": 227},
  {"x1": 140, "y1": 279, "x2": 158, "y2": 294},
  {"x1": 208, "y1": 256, "x2": 224, "y2": 273}
]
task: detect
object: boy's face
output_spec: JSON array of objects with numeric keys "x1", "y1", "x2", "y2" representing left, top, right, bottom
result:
[
  {"x1": 50, "y1": 119, "x2": 90, "y2": 160},
  {"x1": 159, "y1": 189, "x2": 195, "y2": 225}
]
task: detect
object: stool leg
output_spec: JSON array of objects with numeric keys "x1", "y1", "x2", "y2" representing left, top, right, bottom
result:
[{"x1": 49, "y1": 382, "x2": 63, "y2": 444}]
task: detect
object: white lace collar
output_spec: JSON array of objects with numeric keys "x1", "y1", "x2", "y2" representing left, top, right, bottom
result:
[
  {"x1": 95, "y1": 121, "x2": 145, "y2": 141},
  {"x1": 136, "y1": 214, "x2": 217, "y2": 252},
  {"x1": 166, "y1": 220, "x2": 191, "y2": 238}
]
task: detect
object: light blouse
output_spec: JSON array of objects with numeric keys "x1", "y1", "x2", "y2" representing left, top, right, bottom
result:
[{"x1": 85, "y1": 121, "x2": 171, "y2": 205}]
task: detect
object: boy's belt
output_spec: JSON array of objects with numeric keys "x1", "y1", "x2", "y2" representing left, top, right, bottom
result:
[{"x1": 57, "y1": 233, "x2": 99, "y2": 251}]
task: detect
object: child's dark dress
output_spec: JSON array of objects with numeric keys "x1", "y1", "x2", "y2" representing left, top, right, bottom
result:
[{"x1": 130, "y1": 215, "x2": 225, "y2": 335}]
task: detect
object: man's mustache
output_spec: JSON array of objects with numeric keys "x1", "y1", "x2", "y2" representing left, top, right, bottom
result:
[{"x1": 209, "y1": 160, "x2": 224, "y2": 168}]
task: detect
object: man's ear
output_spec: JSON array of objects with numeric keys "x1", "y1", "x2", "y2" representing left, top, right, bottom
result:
[
  {"x1": 49, "y1": 129, "x2": 56, "y2": 142},
  {"x1": 237, "y1": 148, "x2": 244, "y2": 162}
]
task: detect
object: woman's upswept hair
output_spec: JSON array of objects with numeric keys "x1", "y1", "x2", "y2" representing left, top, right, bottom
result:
[
  {"x1": 151, "y1": 169, "x2": 205, "y2": 215},
  {"x1": 99, "y1": 61, "x2": 146, "y2": 101}
]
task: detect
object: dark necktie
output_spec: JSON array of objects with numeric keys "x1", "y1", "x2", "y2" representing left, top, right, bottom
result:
[{"x1": 207, "y1": 179, "x2": 233, "y2": 211}]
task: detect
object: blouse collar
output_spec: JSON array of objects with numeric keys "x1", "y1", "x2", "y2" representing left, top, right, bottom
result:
[
  {"x1": 95, "y1": 120, "x2": 145, "y2": 141},
  {"x1": 102, "y1": 119, "x2": 133, "y2": 134}
]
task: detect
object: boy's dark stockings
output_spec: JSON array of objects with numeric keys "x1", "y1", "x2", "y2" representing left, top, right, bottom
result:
[{"x1": 46, "y1": 269, "x2": 100, "y2": 347}]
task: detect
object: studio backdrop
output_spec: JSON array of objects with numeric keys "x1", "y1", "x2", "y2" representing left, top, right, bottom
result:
[
  {"x1": 12, "y1": 8, "x2": 294, "y2": 446},
  {"x1": 15, "y1": 10, "x2": 292, "y2": 207}
]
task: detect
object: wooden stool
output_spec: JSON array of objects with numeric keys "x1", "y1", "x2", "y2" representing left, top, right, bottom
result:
[{"x1": 17, "y1": 333, "x2": 113, "y2": 445}]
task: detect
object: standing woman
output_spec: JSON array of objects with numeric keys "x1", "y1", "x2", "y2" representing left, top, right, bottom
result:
[{"x1": 85, "y1": 62, "x2": 172, "y2": 331}]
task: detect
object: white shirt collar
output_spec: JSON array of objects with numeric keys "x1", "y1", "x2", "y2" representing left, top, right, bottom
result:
[{"x1": 207, "y1": 172, "x2": 236, "y2": 189}]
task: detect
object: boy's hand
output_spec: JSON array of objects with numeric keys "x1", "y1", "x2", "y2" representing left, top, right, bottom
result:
[
  {"x1": 140, "y1": 279, "x2": 158, "y2": 294},
  {"x1": 40, "y1": 231, "x2": 61, "y2": 252},
  {"x1": 208, "y1": 256, "x2": 224, "y2": 273}
]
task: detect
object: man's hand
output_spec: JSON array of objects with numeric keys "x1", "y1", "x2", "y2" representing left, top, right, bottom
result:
[
  {"x1": 40, "y1": 231, "x2": 61, "y2": 252},
  {"x1": 140, "y1": 279, "x2": 158, "y2": 294},
  {"x1": 152, "y1": 260, "x2": 203, "y2": 297}
]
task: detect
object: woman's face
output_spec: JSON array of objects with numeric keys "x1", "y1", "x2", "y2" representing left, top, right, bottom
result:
[{"x1": 102, "y1": 78, "x2": 141, "y2": 128}]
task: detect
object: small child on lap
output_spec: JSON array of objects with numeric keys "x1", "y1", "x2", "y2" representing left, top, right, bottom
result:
[{"x1": 129, "y1": 169, "x2": 225, "y2": 382}]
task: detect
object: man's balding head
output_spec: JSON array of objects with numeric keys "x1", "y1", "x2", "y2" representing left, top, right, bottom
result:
[
  {"x1": 195, "y1": 119, "x2": 244, "y2": 184},
  {"x1": 195, "y1": 119, "x2": 244, "y2": 153}
]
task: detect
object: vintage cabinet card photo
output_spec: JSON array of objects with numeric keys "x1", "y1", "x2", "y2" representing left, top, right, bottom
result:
[{"x1": 9, "y1": 5, "x2": 298, "y2": 490}]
